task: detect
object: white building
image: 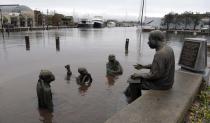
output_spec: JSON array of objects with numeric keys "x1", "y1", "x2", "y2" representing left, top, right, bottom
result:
[{"x1": 0, "y1": 4, "x2": 35, "y2": 28}]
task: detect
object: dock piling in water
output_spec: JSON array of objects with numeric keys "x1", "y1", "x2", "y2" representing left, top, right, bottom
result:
[
  {"x1": 56, "y1": 37, "x2": 60, "y2": 51},
  {"x1": 125, "y1": 38, "x2": 129, "y2": 53},
  {"x1": 125, "y1": 38, "x2": 129, "y2": 49},
  {"x1": 25, "y1": 36, "x2": 30, "y2": 51}
]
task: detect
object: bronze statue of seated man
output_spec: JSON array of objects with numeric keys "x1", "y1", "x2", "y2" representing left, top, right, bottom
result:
[
  {"x1": 124, "y1": 30, "x2": 175, "y2": 103},
  {"x1": 37, "y1": 70, "x2": 55, "y2": 112}
]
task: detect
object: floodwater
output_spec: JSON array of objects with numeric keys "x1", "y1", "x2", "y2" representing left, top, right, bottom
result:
[{"x1": 0, "y1": 27, "x2": 209, "y2": 123}]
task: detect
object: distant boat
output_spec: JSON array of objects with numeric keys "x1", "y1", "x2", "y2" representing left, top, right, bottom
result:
[
  {"x1": 92, "y1": 16, "x2": 105, "y2": 28},
  {"x1": 78, "y1": 18, "x2": 93, "y2": 28},
  {"x1": 107, "y1": 21, "x2": 116, "y2": 28},
  {"x1": 137, "y1": 0, "x2": 155, "y2": 32},
  {"x1": 141, "y1": 25, "x2": 155, "y2": 32},
  {"x1": 207, "y1": 43, "x2": 210, "y2": 54}
]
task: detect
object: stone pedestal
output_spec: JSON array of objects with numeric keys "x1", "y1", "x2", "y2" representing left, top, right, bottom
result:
[{"x1": 179, "y1": 68, "x2": 210, "y2": 83}]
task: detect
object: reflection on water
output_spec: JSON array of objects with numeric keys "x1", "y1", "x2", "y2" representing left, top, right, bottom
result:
[
  {"x1": 76, "y1": 81, "x2": 92, "y2": 96},
  {"x1": 25, "y1": 36, "x2": 30, "y2": 51},
  {"x1": 106, "y1": 75, "x2": 119, "y2": 87},
  {"x1": 0, "y1": 27, "x2": 209, "y2": 123},
  {"x1": 136, "y1": 29, "x2": 143, "y2": 55},
  {"x1": 65, "y1": 75, "x2": 71, "y2": 83},
  {"x1": 38, "y1": 109, "x2": 53, "y2": 123},
  {"x1": 55, "y1": 37, "x2": 60, "y2": 52},
  {"x1": 125, "y1": 50, "x2": 128, "y2": 56}
]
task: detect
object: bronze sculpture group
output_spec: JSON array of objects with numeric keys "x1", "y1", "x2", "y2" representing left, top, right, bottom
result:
[{"x1": 36, "y1": 30, "x2": 175, "y2": 111}]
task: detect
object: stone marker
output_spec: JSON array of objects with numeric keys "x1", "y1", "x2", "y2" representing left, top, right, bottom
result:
[
  {"x1": 179, "y1": 38, "x2": 207, "y2": 72},
  {"x1": 179, "y1": 38, "x2": 210, "y2": 82}
]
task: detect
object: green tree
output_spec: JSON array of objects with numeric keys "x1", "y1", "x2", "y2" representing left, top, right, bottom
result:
[
  {"x1": 182, "y1": 11, "x2": 193, "y2": 30},
  {"x1": 3, "y1": 16, "x2": 8, "y2": 24},
  {"x1": 191, "y1": 13, "x2": 201, "y2": 30},
  {"x1": 172, "y1": 13, "x2": 180, "y2": 30},
  {"x1": 162, "y1": 12, "x2": 175, "y2": 30}
]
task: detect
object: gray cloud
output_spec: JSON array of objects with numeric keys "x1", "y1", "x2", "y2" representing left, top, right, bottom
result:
[{"x1": 0, "y1": 0, "x2": 209, "y2": 20}]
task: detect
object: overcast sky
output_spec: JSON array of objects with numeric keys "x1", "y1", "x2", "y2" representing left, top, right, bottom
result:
[{"x1": 0, "y1": 0, "x2": 209, "y2": 20}]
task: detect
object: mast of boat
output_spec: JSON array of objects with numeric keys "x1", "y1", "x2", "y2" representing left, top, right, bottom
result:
[
  {"x1": 140, "y1": 0, "x2": 145, "y2": 29},
  {"x1": 124, "y1": 9, "x2": 128, "y2": 38},
  {"x1": 137, "y1": 0, "x2": 145, "y2": 55}
]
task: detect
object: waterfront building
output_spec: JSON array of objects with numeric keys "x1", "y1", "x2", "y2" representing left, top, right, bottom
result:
[
  {"x1": 0, "y1": 4, "x2": 35, "y2": 29},
  {"x1": 34, "y1": 10, "x2": 43, "y2": 27},
  {"x1": 62, "y1": 16, "x2": 74, "y2": 26}
]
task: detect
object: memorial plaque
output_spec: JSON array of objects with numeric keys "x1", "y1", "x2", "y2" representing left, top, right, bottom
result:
[
  {"x1": 179, "y1": 38, "x2": 207, "y2": 72},
  {"x1": 179, "y1": 41, "x2": 200, "y2": 68}
]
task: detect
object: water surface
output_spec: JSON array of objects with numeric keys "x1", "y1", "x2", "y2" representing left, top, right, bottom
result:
[{"x1": 0, "y1": 27, "x2": 209, "y2": 123}]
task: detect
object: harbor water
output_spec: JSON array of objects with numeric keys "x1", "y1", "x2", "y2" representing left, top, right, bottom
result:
[{"x1": 0, "y1": 27, "x2": 209, "y2": 123}]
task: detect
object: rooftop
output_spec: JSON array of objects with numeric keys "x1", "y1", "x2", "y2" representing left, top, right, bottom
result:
[{"x1": 0, "y1": 4, "x2": 33, "y2": 13}]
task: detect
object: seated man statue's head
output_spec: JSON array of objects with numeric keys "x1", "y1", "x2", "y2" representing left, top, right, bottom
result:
[{"x1": 148, "y1": 30, "x2": 165, "y2": 49}]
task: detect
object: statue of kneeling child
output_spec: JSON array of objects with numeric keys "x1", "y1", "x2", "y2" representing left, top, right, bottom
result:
[{"x1": 76, "y1": 67, "x2": 92, "y2": 84}]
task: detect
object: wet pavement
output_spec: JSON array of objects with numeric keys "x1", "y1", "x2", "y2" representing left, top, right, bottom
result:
[{"x1": 0, "y1": 27, "x2": 209, "y2": 123}]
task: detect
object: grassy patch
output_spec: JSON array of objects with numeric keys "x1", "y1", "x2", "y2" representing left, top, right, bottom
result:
[{"x1": 184, "y1": 86, "x2": 210, "y2": 123}]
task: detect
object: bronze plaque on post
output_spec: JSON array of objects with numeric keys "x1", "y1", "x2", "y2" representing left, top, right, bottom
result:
[{"x1": 179, "y1": 41, "x2": 200, "y2": 68}]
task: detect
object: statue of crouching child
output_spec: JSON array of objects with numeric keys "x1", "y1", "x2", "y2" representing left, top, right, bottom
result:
[
  {"x1": 37, "y1": 70, "x2": 55, "y2": 112},
  {"x1": 76, "y1": 68, "x2": 92, "y2": 84}
]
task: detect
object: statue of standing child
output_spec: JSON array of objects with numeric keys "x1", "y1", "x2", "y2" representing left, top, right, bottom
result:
[{"x1": 37, "y1": 70, "x2": 55, "y2": 112}]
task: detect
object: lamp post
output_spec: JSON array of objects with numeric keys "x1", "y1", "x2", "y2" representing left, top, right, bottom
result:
[
  {"x1": 0, "y1": 9, "x2": 3, "y2": 30},
  {"x1": 47, "y1": 9, "x2": 48, "y2": 30},
  {"x1": 0, "y1": 8, "x2": 4, "y2": 38},
  {"x1": 209, "y1": 15, "x2": 210, "y2": 35}
]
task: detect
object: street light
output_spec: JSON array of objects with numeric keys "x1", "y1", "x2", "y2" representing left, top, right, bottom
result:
[
  {"x1": 47, "y1": 9, "x2": 48, "y2": 30},
  {"x1": 0, "y1": 9, "x2": 3, "y2": 30},
  {"x1": 0, "y1": 8, "x2": 4, "y2": 37},
  {"x1": 209, "y1": 15, "x2": 210, "y2": 35}
]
